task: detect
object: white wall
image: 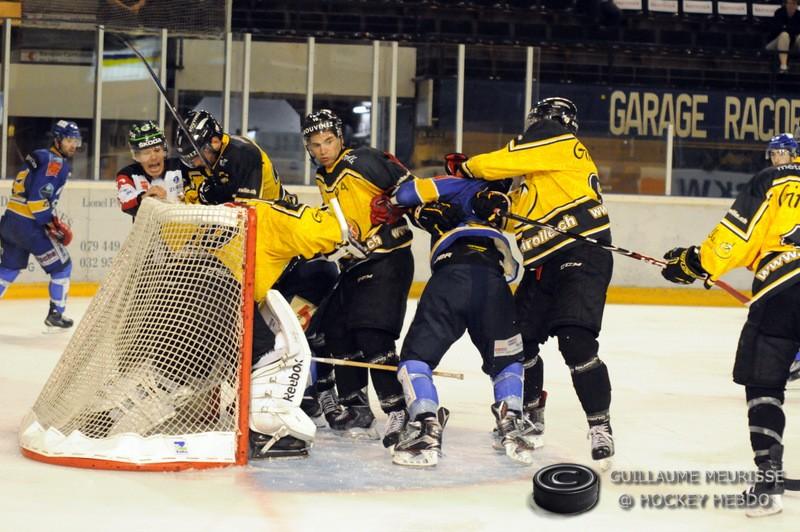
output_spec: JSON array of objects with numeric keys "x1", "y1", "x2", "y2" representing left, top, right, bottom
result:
[{"x1": 0, "y1": 181, "x2": 752, "y2": 291}]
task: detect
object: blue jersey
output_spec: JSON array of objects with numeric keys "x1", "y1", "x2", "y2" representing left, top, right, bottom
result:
[
  {"x1": 394, "y1": 175, "x2": 518, "y2": 281},
  {"x1": 5, "y1": 147, "x2": 71, "y2": 225}
]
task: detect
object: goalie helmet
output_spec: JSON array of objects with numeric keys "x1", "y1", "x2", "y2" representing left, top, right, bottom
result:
[
  {"x1": 51, "y1": 120, "x2": 82, "y2": 145},
  {"x1": 302, "y1": 109, "x2": 344, "y2": 142},
  {"x1": 128, "y1": 121, "x2": 167, "y2": 153},
  {"x1": 766, "y1": 133, "x2": 798, "y2": 160},
  {"x1": 175, "y1": 109, "x2": 223, "y2": 167},
  {"x1": 525, "y1": 97, "x2": 578, "y2": 133}
]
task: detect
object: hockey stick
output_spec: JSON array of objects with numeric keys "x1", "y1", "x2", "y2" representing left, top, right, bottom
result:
[
  {"x1": 498, "y1": 210, "x2": 751, "y2": 306},
  {"x1": 312, "y1": 357, "x2": 464, "y2": 381},
  {"x1": 102, "y1": 28, "x2": 215, "y2": 173}
]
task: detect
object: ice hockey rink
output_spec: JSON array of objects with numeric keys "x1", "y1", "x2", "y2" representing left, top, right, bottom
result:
[{"x1": 1, "y1": 297, "x2": 797, "y2": 532}]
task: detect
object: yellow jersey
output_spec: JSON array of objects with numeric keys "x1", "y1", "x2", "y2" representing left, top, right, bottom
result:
[
  {"x1": 463, "y1": 120, "x2": 611, "y2": 268},
  {"x1": 314, "y1": 146, "x2": 413, "y2": 254},
  {"x1": 699, "y1": 163, "x2": 800, "y2": 303}
]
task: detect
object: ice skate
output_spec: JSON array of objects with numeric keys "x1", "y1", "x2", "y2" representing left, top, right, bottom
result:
[
  {"x1": 326, "y1": 390, "x2": 379, "y2": 439},
  {"x1": 44, "y1": 303, "x2": 73, "y2": 330},
  {"x1": 301, "y1": 389, "x2": 326, "y2": 428},
  {"x1": 250, "y1": 431, "x2": 310, "y2": 459},
  {"x1": 588, "y1": 421, "x2": 614, "y2": 470},
  {"x1": 392, "y1": 407, "x2": 449, "y2": 467},
  {"x1": 382, "y1": 409, "x2": 408, "y2": 451},
  {"x1": 491, "y1": 401, "x2": 537, "y2": 465},
  {"x1": 745, "y1": 444, "x2": 784, "y2": 518}
]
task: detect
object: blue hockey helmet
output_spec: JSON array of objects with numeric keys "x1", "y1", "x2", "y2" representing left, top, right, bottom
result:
[
  {"x1": 766, "y1": 133, "x2": 798, "y2": 160},
  {"x1": 52, "y1": 120, "x2": 82, "y2": 146}
]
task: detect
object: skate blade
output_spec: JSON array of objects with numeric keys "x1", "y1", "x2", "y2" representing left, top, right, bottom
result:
[
  {"x1": 504, "y1": 445, "x2": 535, "y2": 465},
  {"x1": 392, "y1": 449, "x2": 439, "y2": 467},
  {"x1": 746, "y1": 496, "x2": 782, "y2": 518},
  {"x1": 593, "y1": 456, "x2": 613, "y2": 472},
  {"x1": 338, "y1": 426, "x2": 380, "y2": 440},
  {"x1": 43, "y1": 326, "x2": 71, "y2": 335}
]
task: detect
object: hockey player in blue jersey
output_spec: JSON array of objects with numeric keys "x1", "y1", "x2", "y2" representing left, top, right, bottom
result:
[
  {"x1": 0, "y1": 120, "x2": 81, "y2": 328},
  {"x1": 375, "y1": 174, "x2": 538, "y2": 466}
]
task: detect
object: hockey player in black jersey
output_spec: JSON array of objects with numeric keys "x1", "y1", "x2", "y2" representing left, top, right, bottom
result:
[
  {"x1": 303, "y1": 109, "x2": 413, "y2": 446},
  {"x1": 175, "y1": 109, "x2": 287, "y2": 204},
  {"x1": 662, "y1": 133, "x2": 800, "y2": 517},
  {"x1": 454, "y1": 97, "x2": 615, "y2": 465},
  {"x1": 115, "y1": 121, "x2": 188, "y2": 219}
]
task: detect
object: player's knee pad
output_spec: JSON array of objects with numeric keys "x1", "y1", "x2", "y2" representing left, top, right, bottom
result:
[
  {"x1": 0, "y1": 266, "x2": 20, "y2": 297},
  {"x1": 556, "y1": 326, "x2": 599, "y2": 367},
  {"x1": 398, "y1": 359, "x2": 438, "y2": 420},
  {"x1": 353, "y1": 328, "x2": 396, "y2": 363},
  {"x1": 745, "y1": 386, "x2": 785, "y2": 458},
  {"x1": 50, "y1": 260, "x2": 72, "y2": 279},
  {"x1": 492, "y1": 362, "x2": 523, "y2": 412}
]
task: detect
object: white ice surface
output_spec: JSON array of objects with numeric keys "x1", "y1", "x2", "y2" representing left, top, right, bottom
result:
[{"x1": 1, "y1": 298, "x2": 798, "y2": 531}]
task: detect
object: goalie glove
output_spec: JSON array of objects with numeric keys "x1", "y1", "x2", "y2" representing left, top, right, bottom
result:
[
  {"x1": 471, "y1": 189, "x2": 510, "y2": 228},
  {"x1": 369, "y1": 193, "x2": 406, "y2": 225},
  {"x1": 46, "y1": 216, "x2": 73, "y2": 246},
  {"x1": 661, "y1": 246, "x2": 710, "y2": 286},
  {"x1": 444, "y1": 152, "x2": 468, "y2": 177}
]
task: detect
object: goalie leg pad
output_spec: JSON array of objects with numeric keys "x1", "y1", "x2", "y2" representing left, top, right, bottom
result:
[{"x1": 250, "y1": 396, "x2": 316, "y2": 453}]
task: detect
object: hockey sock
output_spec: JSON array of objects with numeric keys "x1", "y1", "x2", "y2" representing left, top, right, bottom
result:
[
  {"x1": 570, "y1": 360, "x2": 611, "y2": 425},
  {"x1": 398, "y1": 359, "x2": 439, "y2": 421},
  {"x1": 745, "y1": 386, "x2": 785, "y2": 467},
  {"x1": 354, "y1": 328, "x2": 405, "y2": 412},
  {"x1": 492, "y1": 362, "x2": 523, "y2": 412},
  {"x1": 49, "y1": 263, "x2": 71, "y2": 313},
  {"x1": 0, "y1": 266, "x2": 20, "y2": 299},
  {"x1": 523, "y1": 354, "x2": 544, "y2": 408}
]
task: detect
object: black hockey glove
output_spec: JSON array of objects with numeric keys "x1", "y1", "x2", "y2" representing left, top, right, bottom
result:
[
  {"x1": 198, "y1": 176, "x2": 233, "y2": 205},
  {"x1": 471, "y1": 189, "x2": 510, "y2": 228},
  {"x1": 661, "y1": 246, "x2": 708, "y2": 285},
  {"x1": 413, "y1": 201, "x2": 464, "y2": 238},
  {"x1": 444, "y1": 152, "x2": 468, "y2": 177}
]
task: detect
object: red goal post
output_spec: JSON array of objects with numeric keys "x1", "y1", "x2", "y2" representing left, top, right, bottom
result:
[{"x1": 19, "y1": 200, "x2": 256, "y2": 471}]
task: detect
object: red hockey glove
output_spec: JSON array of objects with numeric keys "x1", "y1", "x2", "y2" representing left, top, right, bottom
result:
[
  {"x1": 370, "y1": 193, "x2": 406, "y2": 225},
  {"x1": 444, "y1": 152, "x2": 468, "y2": 177},
  {"x1": 46, "y1": 216, "x2": 73, "y2": 246}
]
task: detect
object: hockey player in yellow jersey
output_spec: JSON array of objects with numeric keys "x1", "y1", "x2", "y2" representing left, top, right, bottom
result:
[
  {"x1": 303, "y1": 109, "x2": 413, "y2": 448},
  {"x1": 661, "y1": 135, "x2": 800, "y2": 517},
  {"x1": 175, "y1": 109, "x2": 286, "y2": 205},
  {"x1": 243, "y1": 197, "x2": 365, "y2": 459},
  {"x1": 453, "y1": 97, "x2": 615, "y2": 464}
]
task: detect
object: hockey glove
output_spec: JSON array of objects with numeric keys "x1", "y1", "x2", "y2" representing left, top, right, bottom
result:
[
  {"x1": 471, "y1": 189, "x2": 510, "y2": 228},
  {"x1": 413, "y1": 201, "x2": 464, "y2": 238},
  {"x1": 444, "y1": 152, "x2": 468, "y2": 177},
  {"x1": 370, "y1": 193, "x2": 406, "y2": 225},
  {"x1": 661, "y1": 246, "x2": 708, "y2": 285},
  {"x1": 46, "y1": 216, "x2": 73, "y2": 246}
]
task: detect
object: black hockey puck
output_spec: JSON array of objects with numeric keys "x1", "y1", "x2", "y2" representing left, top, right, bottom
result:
[{"x1": 532, "y1": 463, "x2": 599, "y2": 514}]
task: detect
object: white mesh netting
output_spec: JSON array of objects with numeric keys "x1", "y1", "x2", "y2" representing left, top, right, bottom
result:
[{"x1": 19, "y1": 200, "x2": 252, "y2": 468}]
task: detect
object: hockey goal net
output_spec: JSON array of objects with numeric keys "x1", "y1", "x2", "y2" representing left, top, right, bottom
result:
[{"x1": 19, "y1": 200, "x2": 256, "y2": 471}]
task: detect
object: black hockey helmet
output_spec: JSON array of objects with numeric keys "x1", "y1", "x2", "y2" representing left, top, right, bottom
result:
[
  {"x1": 128, "y1": 120, "x2": 167, "y2": 153},
  {"x1": 302, "y1": 109, "x2": 344, "y2": 142},
  {"x1": 525, "y1": 97, "x2": 578, "y2": 133},
  {"x1": 175, "y1": 109, "x2": 223, "y2": 167}
]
